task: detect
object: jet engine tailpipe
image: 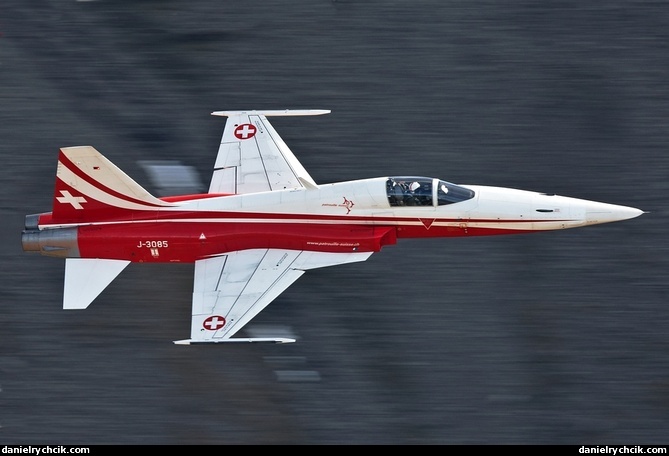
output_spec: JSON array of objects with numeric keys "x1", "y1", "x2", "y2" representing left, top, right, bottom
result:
[{"x1": 21, "y1": 214, "x2": 79, "y2": 258}]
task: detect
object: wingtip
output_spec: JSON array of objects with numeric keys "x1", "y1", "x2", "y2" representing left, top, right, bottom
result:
[
  {"x1": 173, "y1": 338, "x2": 296, "y2": 345},
  {"x1": 211, "y1": 109, "x2": 330, "y2": 117}
]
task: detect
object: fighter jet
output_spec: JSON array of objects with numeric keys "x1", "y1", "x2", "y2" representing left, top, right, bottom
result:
[{"x1": 21, "y1": 110, "x2": 644, "y2": 344}]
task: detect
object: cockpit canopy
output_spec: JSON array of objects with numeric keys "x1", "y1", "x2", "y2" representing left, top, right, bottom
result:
[{"x1": 386, "y1": 177, "x2": 475, "y2": 207}]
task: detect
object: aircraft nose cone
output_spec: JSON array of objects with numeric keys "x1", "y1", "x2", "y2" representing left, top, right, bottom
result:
[{"x1": 585, "y1": 201, "x2": 644, "y2": 224}]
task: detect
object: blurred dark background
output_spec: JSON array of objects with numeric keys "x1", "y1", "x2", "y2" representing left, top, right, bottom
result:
[{"x1": 1, "y1": 0, "x2": 667, "y2": 444}]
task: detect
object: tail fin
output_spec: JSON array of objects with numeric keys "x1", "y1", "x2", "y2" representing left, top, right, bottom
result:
[{"x1": 53, "y1": 146, "x2": 176, "y2": 224}]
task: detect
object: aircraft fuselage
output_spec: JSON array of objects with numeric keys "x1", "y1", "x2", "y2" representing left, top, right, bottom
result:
[{"x1": 22, "y1": 177, "x2": 642, "y2": 262}]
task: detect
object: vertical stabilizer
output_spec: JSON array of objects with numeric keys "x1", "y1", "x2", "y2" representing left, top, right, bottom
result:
[{"x1": 53, "y1": 146, "x2": 176, "y2": 224}]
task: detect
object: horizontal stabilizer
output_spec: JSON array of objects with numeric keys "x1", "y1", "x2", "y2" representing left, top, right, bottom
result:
[
  {"x1": 63, "y1": 258, "x2": 130, "y2": 309},
  {"x1": 173, "y1": 338, "x2": 296, "y2": 345}
]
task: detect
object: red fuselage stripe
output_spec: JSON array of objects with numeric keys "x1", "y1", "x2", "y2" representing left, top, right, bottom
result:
[{"x1": 46, "y1": 203, "x2": 576, "y2": 225}]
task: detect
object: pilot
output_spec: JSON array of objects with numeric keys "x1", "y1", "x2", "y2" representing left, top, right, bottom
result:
[
  {"x1": 411, "y1": 181, "x2": 432, "y2": 206},
  {"x1": 388, "y1": 180, "x2": 405, "y2": 206},
  {"x1": 404, "y1": 182, "x2": 419, "y2": 206}
]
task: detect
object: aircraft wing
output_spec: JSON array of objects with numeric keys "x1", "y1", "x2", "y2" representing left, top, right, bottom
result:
[
  {"x1": 209, "y1": 110, "x2": 330, "y2": 194},
  {"x1": 174, "y1": 248, "x2": 372, "y2": 344}
]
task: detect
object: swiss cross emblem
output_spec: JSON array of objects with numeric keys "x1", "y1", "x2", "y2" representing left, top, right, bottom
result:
[
  {"x1": 202, "y1": 315, "x2": 225, "y2": 331},
  {"x1": 57, "y1": 190, "x2": 87, "y2": 209},
  {"x1": 234, "y1": 124, "x2": 257, "y2": 140},
  {"x1": 203, "y1": 315, "x2": 226, "y2": 331}
]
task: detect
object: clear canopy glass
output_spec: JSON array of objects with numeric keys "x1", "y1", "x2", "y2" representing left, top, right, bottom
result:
[{"x1": 386, "y1": 177, "x2": 475, "y2": 207}]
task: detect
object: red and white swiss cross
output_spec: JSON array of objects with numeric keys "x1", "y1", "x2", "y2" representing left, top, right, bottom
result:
[
  {"x1": 233, "y1": 123, "x2": 257, "y2": 140},
  {"x1": 203, "y1": 315, "x2": 226, "y2": 331}
]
